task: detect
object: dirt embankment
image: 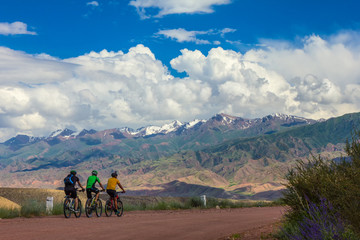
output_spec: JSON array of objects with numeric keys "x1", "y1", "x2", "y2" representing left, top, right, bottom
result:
[{"x1": 0, "y1": 206, "x2": 284, "y2": 240}]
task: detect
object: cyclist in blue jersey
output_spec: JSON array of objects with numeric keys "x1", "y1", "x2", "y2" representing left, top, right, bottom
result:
[{"x1": 64, "y1": 170, "x2": 85, "y2": 212}]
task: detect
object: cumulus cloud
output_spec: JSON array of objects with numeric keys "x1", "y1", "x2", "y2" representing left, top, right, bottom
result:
[
  {"x1": 1, "y1": 32, "x2": 360, "y2": 141},
  {"x1": 0, "y1": 22, "x2": 36, "y2": 36},
  {"x1": 129, "y1": 0, "x2": 231, "y2": 18}
]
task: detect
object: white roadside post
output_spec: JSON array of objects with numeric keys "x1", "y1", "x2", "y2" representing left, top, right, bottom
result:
[
  {"x1": 46, "y1": 197, "x2": 53, "y2": 214},
  {"x1": 200, "y1": 195, "x2": 206, "y2": 207}
]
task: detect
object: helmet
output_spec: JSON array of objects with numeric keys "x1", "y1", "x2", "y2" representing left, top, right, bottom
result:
[
  {"x1": 111, "y1": 171, "x2": 118, "y2": 177},
  {"x1": 70, "y1": 170, "x2": 77, "y2": 175},
  {"x1": 92, "y1": 170, "x2": 98, "y2": 176}
]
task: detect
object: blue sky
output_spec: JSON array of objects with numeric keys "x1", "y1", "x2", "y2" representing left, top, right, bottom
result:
[
  {"x1": 2, "y1": 0, "x2": 359, "y2": 63},
  {"x1": 0, "y1": 0, "x2": 360, "y2": 140}
]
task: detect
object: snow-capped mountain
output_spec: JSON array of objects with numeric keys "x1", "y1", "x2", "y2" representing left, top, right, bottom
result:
[{"x1": 2, "y1": 113, "x2": 320, "y2": 145}]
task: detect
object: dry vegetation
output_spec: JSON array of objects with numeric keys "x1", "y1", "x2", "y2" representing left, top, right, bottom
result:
[{"x1": 0, "y1": 196, "x2": 20, "y2": 210}]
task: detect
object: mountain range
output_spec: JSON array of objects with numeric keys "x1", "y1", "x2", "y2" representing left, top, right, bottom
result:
[{"x1": 0, "y1": 112, "x2": 358, "y2": 200}]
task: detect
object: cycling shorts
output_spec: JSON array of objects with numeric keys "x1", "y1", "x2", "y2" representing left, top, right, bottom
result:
[
  {"x1": 106, "y1": 189, "x2": 117, "y2": 198},
  {"x1": 86, "y1": 187, "x2": 99, "y2": 199},
  {"x1": 64, "y1": 188, "x2": 77, "y2": 199}
]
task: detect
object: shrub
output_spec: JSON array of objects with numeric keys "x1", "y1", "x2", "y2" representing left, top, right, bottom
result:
[
  {"x1": 185, "y1": 197, "x2": 203, "y2": 208},
  {"x1": 280, "y1": 197, "x2": 358, "y2": 239},
  {"x1": 279, "y1": 129, "x2": 360, "y2": 237}
]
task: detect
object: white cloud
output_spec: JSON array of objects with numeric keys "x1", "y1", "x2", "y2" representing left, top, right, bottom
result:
[
  {"x1": 1, "y1": 32, "x2": 360, "y2": 141},
  {"x1": 157, "y1": 27, "x2": 236, "y2": 44},
  {"x1": 219, "y1": 28, "x2": 236, "y2": 37},
  {"x1": 157, "y1": 28, "x2": 210, "y2": 44},
  {"x1": 129, "y1": 0, "x2": 231, "y2": 18},
  {"x1": 87, "y1": 1, "x2": 99, "y2": 7},
  {"x1": 0, "y1": 22, "x2": 36, "y2": 36}
]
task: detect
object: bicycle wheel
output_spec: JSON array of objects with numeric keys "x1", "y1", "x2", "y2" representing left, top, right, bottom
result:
[
  {"x1": 85, "y1": 198, "x2": 93, "y2": 218},
  {"x1": 63, "y1": 198, "x2": 71, "y2": 218},
  {"x1": 95, "y1": 199, "x2": 102, "y2": 217},
  {"x1": 75, "y1": 199, "x2": 82, "y2": 218},
  {"x1": 116, "y1": 199, "x2": 123, "y2": 217},
  {"x1": 105, "y1": 199, "x2": 112, "y2": 217}
]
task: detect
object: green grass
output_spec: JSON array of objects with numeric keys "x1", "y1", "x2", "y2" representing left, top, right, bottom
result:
[
  {"x1": 20, "y1": 200, "x2": 47, "y2": 217},
  {"x1": 0, "y1": 207, "x2": 20, "y2": 219}
]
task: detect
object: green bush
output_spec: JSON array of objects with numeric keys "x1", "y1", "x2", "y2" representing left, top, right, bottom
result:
[
  {"x1": 279, "y1": 129, "x2": 360, "y2": 237},
  {"x1": 185, "y1": 197, "x2": 203, "y2": 208}
]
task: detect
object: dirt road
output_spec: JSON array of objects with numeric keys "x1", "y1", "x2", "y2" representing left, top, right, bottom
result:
[{"x1": 0, "y1": 207, "x2": 284, "y2": 240}]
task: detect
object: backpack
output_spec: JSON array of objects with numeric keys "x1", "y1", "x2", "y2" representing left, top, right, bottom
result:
[{"x1": 64, "y1": 174, "x2": 74, "y2": 186}]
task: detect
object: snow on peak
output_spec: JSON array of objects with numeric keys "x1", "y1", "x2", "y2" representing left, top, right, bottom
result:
[{"x1": 185, "y1": 119, "x2": 206, "y2": 129}]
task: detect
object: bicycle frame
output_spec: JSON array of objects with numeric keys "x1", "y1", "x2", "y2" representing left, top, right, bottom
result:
[
  {"x1": 63, "y1": 188, "x2": 83, "y2": 218},
  {"x1": 105, "y1": 192, "x2": 123, "y2": 217},
  {"x1": 85, "y1": 191, "x2": 103, "y2": 218}
]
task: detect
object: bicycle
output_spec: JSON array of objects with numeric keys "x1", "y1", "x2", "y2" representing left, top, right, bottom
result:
[
  {"x1": 85, "y1": 190, "x2": 104, "y2": 218},
  {"x1": 63, "y1": 189, "x2": 84, "y2": 218},
  {"x1": 105, "y1": 191, "x2": 124, "y2": 217}
]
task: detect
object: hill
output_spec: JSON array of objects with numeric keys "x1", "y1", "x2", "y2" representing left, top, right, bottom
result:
[{"x1": 0, "y1": 112, "x2": 358, "y2": 200}]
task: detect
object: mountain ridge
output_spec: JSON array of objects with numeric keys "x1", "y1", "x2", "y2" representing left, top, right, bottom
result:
[
  {"x1": 0, "y1": 112, "x2": 355, "y2": 200},
  {"x1": 2, "y1": 112, "x2": 319, "y2": 144}
]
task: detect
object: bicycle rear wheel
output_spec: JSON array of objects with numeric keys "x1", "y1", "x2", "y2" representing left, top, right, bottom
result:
[
  {"x1": 63, "y1": 198, "x2": 71, "y2": 218},
  {"x1": 105, "y1": 199, "x2": 112, "y2": 217},
  {"x1": 85, "y1": 198, "x2": 93, "y2": 218},
  {"x1": 95, "y1": 199, "x2": 102, "y2": 217},
  {"x1": 75, "y1": 199, "x2": 82, "y2": 218},
  {"x1": 116, "y1": 199, "x2": 123, "y2": 217}
]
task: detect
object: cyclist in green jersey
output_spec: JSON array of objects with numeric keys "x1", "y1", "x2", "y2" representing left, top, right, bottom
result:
[{"x1": 86, "y1": 170, "x2": 105, "y2": 203}]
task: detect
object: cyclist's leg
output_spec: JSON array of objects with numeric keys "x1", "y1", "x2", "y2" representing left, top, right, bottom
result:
[
  {"x1": 71, "y1": 189, "x2": 78, "y2": 210},
  {"x1": 114, "y1": 195, "x2": 118, "y2": 211},
  {"x1": 86, "y1": 188, "x2": 92, "y2": 206},
  {"x1": 106, "y1": 189, "x2": 117, "y2": 211},
  {"x1": 93, "y1": 188, "x2": 100, "y2": 202}
]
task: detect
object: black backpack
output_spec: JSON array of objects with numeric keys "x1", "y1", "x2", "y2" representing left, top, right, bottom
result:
[{"x1": 64, "y1": 174, "x2": 74, "y2": 186}]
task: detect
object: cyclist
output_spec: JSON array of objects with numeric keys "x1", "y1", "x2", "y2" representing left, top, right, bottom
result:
[
  {"x1": 86, "y1": 170, "x2": 105, "y2": 204},
  {"x1": 106, "y1": 171, "x2": 125, "y2": 214},
  {"x1": 64, "y1": 170, "x2": 85, "y2": 212}
]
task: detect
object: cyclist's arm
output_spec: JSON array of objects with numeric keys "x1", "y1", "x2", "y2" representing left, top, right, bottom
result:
[
  {"x1": 117, "y1": 182, "x2": 125, "y2": 193},
  {"x1": 77, "y1": 180, "x2": 85, "y2": 191},
  {"x1": 99, "y1": 182, "x2": 105, "y2": 191}
]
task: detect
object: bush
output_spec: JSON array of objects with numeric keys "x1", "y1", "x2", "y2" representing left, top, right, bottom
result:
[
  {"x1": 279, "y1": 129, "x2": 360, "y2": 238},
  {"x1": 279, "y1": 197, "x2": 358, "y2": 239},
  {"x1": 185, "y1": 197, "x2": 203, "y2": 208}
]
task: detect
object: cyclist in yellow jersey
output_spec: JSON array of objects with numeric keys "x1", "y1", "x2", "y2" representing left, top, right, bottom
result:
[{"x1": 106, "y1": 171, "x2": 125, "y2": 214}]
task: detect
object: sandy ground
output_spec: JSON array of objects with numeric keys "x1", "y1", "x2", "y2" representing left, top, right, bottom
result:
[{"x1": 0, "y1": 206, "x2": 284, "y2": 240}]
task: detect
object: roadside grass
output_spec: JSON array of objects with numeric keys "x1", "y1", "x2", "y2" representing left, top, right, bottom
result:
[
  {"x1": 122, "y1": 196, "x2": 282, "y2": 212},
  {"x1": 0, "y1": 188, "x2": 282, "y2": 218},
  {"x1": 0, "y1": 207, "x2": 20, "y2": 219}
]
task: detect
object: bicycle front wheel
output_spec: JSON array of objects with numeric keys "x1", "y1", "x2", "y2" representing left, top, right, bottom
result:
[
  {"x1": 63, "y1": 198, "x2": 71, "y2": 218},
  {"x1": 75, "y1": 199, "x2": 82, "y2": 218},
  {"x1": 95, "y1": 199, "x2": 102, "y2": 217},
  {"x1": 116, "y1": 199, "x2": 123, "y2": 217},
  {"x1": 85, "y1": 198, "x2": 93, "y2": 218},
  {"x1": 105, "y1": 200, "x2": 112, "y2": 217}
]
